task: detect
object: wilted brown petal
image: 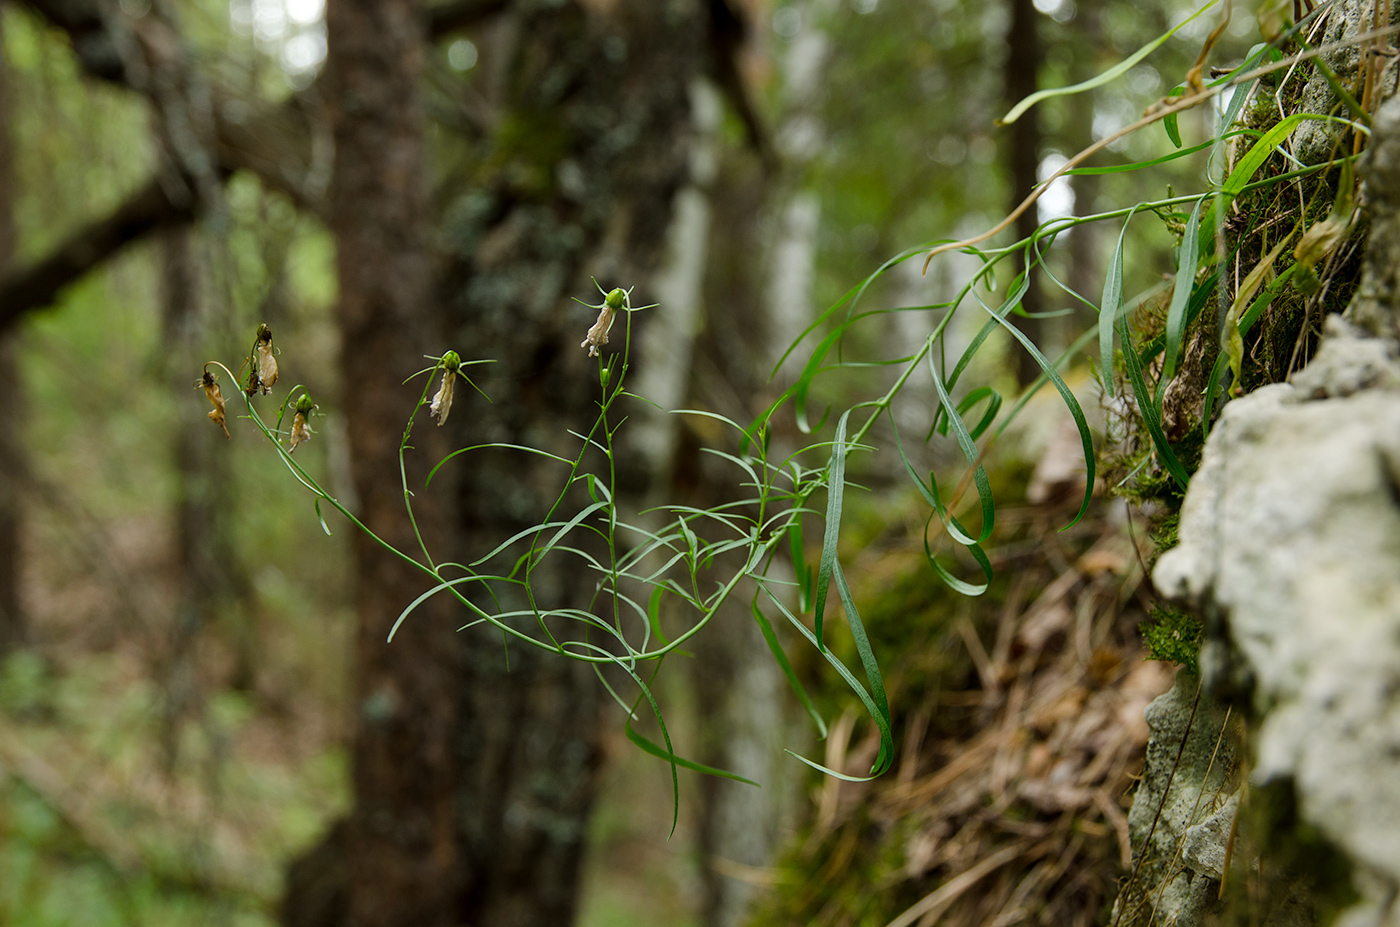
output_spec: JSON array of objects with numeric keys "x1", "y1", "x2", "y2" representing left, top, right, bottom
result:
[
  {"x1": 202, "y1": 373, "x2": 230, "y2": 439},
  {"x1": 289, "y1": 411, "x2": 312, "y2": 452},
  {"x1": 430, "y1": 370, "x2": 456, "y2": 426},
  {"x1": 580, "y1": 305, "x2": 615, "y2": 357},
  {"x1": 256, "y1": 341, "x2": 279, "y2": 394}
]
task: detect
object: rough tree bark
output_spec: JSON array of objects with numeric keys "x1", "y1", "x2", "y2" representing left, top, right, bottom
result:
[
  {"x1": 440, "y1": 4, "x2": 706, "y2": 923},
  {"x1": 309, "y1": 2, "x2": 464, "y2": 926}
]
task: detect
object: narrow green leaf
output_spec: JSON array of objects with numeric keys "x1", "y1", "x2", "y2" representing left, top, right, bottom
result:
[
  {"x1": 427, "y1": 442, "x2": 573, "y2": 486},
  {"x1": 1099, "y1": 208, "x2": 1140, "y2": 396},
  {"x1": 999, "y1": 0, "x2": 1221, "y2": 125},
  {"x1": 647, "y1": 585, "x2": 673, "y2": 647},
  {"x1": 921, "y1": 512, "x2": 993, "y2": 596},
  {"x1": 1135, "y1": 270, "x2": 1219, "y2": 366},
  {"x1": 623, "y1": 667, "x2": 683, "y2": 837},
  {"x1": 927, "y1": 352, "x2": 995, "y2": 545},
  {"x1": 761, "y1": 587, "x2": 893, "y2": 782},
  {"x1": 750, "y1": 599, "x2": 827, "y2": 738},
  {"x1": 387, "y1": 574, "x2": 481, "y2": 642},
  {"x1": 1163, "y1": 87, "x2": 1186, "y2": 147},
  {"x1": 812, "y1": 412, "x2": 851, "y2": 651},
  {"x1": 314, "y1": 498, "x2": 332, "y2": 536},
  {"x1": 625, "y1": 716, "x2": 760, "y2": 787},
  {"x1": 468, "y1": 503, "x2": 607, "y2": 568},
  {"x1": 1119, "y1": 314, "x2": 1191, "y2": 488},
  {"x1": 1162, "y1": 199, "x2": 1204, "y2": 387},
  {"x1": 1067, "y1": 132, "x2": 1255, "y2": 175},
  {"x1": 935, "y1": 387, "x2": 1001, "y2": 441},
  {"x1": 832, "y1": 562, "x2": 893, "y2": 776},
  {"x1": 890, "y1": 415, "x2": 939, "y2": 510},
  {"x1": 979, "y1": 304, "x2": 1098, "y2": 529},
  {"x1": 792, "y1": 327, "x2": 845, "y2": 434},
  {"x1": 944, "y1": 274, "x2": 1030, "y2": 395}
]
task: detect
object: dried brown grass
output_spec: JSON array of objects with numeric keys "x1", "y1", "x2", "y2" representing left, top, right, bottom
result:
[{"x1": 752, "y1": 483, "x2": 1176, "y2": 927}]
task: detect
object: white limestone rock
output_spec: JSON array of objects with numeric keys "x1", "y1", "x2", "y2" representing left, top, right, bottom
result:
[{"x1": 1152, "y1": 325, "x2": 1400, "y2": 925}]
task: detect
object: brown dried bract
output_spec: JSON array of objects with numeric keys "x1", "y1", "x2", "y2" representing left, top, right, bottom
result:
[
  {"x1": 289, "y1": 411, "x2": 312, "y2": 452},
  {"x1": 200, "y1": 371, "x2": 230, "y2": 439},
  {"x1": 254, "y1": 324, "x2": 278, "y2": 394}
]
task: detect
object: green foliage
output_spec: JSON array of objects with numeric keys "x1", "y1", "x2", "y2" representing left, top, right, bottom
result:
[
  {"x1": 0, "y1": 653, "x2": 348, "y2": 927},
  {"x1": 201, "y1": 284, "x2": 898, "y2": 835},
  {"x1": 1139, "y1": 604, "x2": 1204, "y2": 675}
]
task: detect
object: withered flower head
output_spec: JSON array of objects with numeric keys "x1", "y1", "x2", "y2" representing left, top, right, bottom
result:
[
  {"x1": 199, "y1": 370, "x2": 230, "y2": 439},
  {"x1": 254, "y1": 324, "x2": 279, "y2": 395},
  {"x1": 289, "y1": 393, "x2": 315, "y2": 453},
  {"x1": 580, "y1": 289, "x2": 625, "y2": 358},
  {"x1": 430, "y1": 351, "x2": 461, "y2": 426}
]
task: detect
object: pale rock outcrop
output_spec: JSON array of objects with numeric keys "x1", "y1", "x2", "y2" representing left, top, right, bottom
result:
[{"x1": 1150, "y1": 316, "x2": 1400, "y2": 927}]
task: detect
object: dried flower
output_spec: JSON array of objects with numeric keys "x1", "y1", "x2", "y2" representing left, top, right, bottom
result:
[
  {"x1": 254, "y1": 324, "x2": 278, "y2": 394},
  {"x1": 430, "y1": 351, "x2": 461, "y2": 426},
  {"x1": 580, "y1": 287, "x2": 626, "y2": 357},
  {"x1": 199, "y1": 371, "x2": 230, "y2": 439},
  {"x1": 289, "y1": 393, "x2": 316, "y2": 453}
]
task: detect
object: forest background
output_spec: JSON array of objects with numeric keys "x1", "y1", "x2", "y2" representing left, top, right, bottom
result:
[{"x1": 0, "y1": 0, "x2": 1270, "y2": 925}]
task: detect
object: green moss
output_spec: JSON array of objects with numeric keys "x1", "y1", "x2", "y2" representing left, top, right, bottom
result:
[
  {"x1": 1139, "y1": 604, "x2": 1203, "y2": 675},
  {"x1": 746, "y1": 810, "x2": 929, "y2": 927}
]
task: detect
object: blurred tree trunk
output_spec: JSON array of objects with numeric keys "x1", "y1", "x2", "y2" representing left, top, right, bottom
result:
[
  {"x1": 442, "y1": 5, "x2": 703, "y2": 922},
  {"x1": 159, "y1": 227, "x2": 211, "y2": 761},
  {"x1": 688, "y1": 162, "x2": 800, "y2": 927},
  {"x1": 1006, "y1": 0, "x2": 1044, "y2": 386},
  {"x1": 0, "y1": 6, "x2": 23, "y2": 657},
  {"x1": 158, "y1": 222, "x2": 254, "y2": 762},
  {"x1": 284, "y1": 3, "x2": 708, "y2": 926},
  {"x1": 328, "y1": 1, "x2": 467, "y2": 926},
  {"x1": 1066, "y1": 0, "x2": 1102, "y2": 338}
]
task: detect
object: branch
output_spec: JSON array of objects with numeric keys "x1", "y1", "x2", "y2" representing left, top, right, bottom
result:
[
  {"x1": 19, "y1": 0, "x2": 511, "y2": 210},
  {"x1": 0, "y1": 177, "x2": 190, "y2": 333},
  {"x1": 20, "y1": 0, "x2": 320, "y2": 206},
  {"x1": 0, "y1": 0, "x2": 511, "y2": 328}
]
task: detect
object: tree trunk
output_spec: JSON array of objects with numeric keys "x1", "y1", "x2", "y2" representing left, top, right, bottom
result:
[
  {"x1": 322, "y1": 1, "x2": 463, "y2": 925},
  {"x1": 0, "y1": 6, "x2": 23, "y2": 657},
  {"x1": 285, "y1": 3, "x2": 709, "y2": 925},
  {"x1": 1006, "y1": 0, "x2": 1044, "y2": 386},
  {"x1": 441, "y1": 5, "x2": 705, "y2": 924}
]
